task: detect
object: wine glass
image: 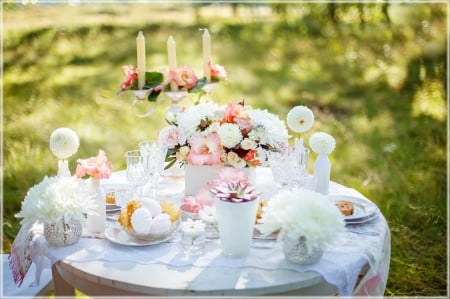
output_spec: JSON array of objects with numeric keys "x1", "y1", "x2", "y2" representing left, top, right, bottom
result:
[
  {"x1": 138, "y1": 141, "x2": 168, "y2": 201},
  {"x1": 125, "y1": 150, "x2": 149, "y2": 200}
]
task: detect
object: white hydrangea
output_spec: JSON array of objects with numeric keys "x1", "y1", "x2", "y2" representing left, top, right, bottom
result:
[
  {"x1": 309, "y1": 132, "x2": 336, "y2": 155},
  {"x1": 286, "y1": 105, "x2": 315, "y2": 133},
  {"x1": 247, "y1": 109, "x2": 289, "y2": 148},
  {"x1": 49, "y1": 128, "x2": 80, "y2": 159},
  {"x1": 217, "y1": 123, "x2": 243, "y2": 148}
]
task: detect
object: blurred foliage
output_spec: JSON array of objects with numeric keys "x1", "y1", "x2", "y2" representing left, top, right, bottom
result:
[{"x1": 2, "y1": 2, "x2": 448, "y2": 296}]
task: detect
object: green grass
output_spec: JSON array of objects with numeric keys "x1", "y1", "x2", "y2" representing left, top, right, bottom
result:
[{"x1": 2, "y1": 2, "x2": 448, "y2": 296}]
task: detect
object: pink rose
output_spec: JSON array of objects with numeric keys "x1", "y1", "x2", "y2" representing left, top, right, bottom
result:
[
  {"x1": 181, "y1": 188, "x2": 214, "y2": 213},
  {"x1": 75, "y1": 150, "x2": 112, "y2": 179},
  {"x1": 186, "y1": 133, "x2": 222, "y2": 166},
  {"x1": 158, "y1": 125, "x2": 186, "y2": 149},
  {"x1": 170, "y1": 66, "x2": 199, "y2": 90},
  {"x1": 222, "y1": 102, "x2": 250, "y2": 124},
  {"x1": 209, "y1": 61, "x2": 227, "y2": 80},
  {"x1": 208, "y1": 167, "x2": 248, "y2": 186}
]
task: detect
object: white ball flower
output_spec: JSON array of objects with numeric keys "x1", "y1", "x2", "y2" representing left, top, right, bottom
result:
[
  {"x1": 286, "y1": 106, "x2": 315, "y2": 133},
  {"x1": 309, "y1": 132, "x2": 336, "y2": 155},
  {"x1": 49, "y1": 128, "x2": 80, "y2": 159},
  {"x1": 217, "y1": 123, "x2": 243, "y2": 148}
]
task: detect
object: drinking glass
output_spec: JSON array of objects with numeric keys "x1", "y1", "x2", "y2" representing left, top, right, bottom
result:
[
  {"x1": 138, "y1": 141, "x2": 168, "y2": 201},
  {"x1": 125, "y1": 150, "x2": 149, "y2": 200},
  {"x1": 267, "y1": 147, "x2": 309, "y2": 189}
]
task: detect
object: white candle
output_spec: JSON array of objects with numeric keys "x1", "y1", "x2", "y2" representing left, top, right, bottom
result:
[
  {"x1": 167, "y1": 36, "x2": 178, "y2": 91},
  {"x1": 202, "y1": 29, "x2": 211, "y2": 82},
  {"x1": 136, "y1": 31, "x2": 146, "y2": 89}
]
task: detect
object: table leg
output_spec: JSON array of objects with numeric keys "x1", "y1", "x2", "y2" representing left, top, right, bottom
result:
[{"x1": 51, "y1": 262, "x2": 75, "y2": 296}]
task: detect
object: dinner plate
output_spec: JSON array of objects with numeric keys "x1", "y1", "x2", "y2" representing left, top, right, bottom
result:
[
  {"x1": 327, "y1": 194, "x2": 378, "y2": 223},
  {"x1": 106, "y1": 204, "x2": 121, "y2": 213},
  {"x1": 104, "y1": 223, "x2": 176, "y2": 247}
]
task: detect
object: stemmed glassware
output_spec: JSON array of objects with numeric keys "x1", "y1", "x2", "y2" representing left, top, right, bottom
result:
[
  {"x1": 125, "y1": 150, "x2": 149, "y2": 200},
  {"x1": 267, "y1": 147, "x2": 310, "y2": 189},
  {"x1": 138, "y1": 141, "x2": 168, "y2": 201}
]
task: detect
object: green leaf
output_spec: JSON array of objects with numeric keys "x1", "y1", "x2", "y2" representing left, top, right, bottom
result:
[
  {"x1": 143, "y1": 72, "x2": 164, "y2": 89},
  {"x1": 147, "y1": 90, "x2": 161, "y2": 102},
  {"x1": 189, "y1": 77, "x2": 207, "y2": 93}
]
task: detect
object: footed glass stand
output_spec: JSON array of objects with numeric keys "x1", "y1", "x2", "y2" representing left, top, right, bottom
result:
[
  {"x1": 131, "y1": 89, "x2": 159, "y2": 118},
  {"x1": 165, "y1": 90, "x2": 188, "y2": 114}
]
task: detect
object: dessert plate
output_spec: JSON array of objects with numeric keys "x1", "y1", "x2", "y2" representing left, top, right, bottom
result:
[
  {"x1": 327, "y1": 195, "x2": 378, "y2": 223},
  {"x1": 104, "y1": 223, "x2": 176, "y2": 247}
]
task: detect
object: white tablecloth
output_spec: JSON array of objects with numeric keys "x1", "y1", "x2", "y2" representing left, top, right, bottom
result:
[{"x1": 25, "y1": 168, "x2": 391, "y2": 296}]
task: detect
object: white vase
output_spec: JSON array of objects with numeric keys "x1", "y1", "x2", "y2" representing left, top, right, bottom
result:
[
  {"x1": 184, "y1": 165, "x2": 256, "y2": 196},
  {"x1": 214, "y1": 197, "x2": 259, "y2": 257},
  {"x1": 313, "y1": 154, "x2": 331, "y2": 195},
  {"x1": 44, "y1": 217, "x2": 82, "y2": 246},
  {"x1": 282, "y1": 235, "x2": 324, "y2": 265},
  {"x1": 86, "y1": 179, "x2": 106, "y2": 233}
]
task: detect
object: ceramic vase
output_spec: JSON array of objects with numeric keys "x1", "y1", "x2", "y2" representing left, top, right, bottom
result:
[
  {"x1": 44, "y1": 217, "x2": 82, "y2": 246},
  {"x1": 214, "y1": 197, "x2": 259, "y2": 257},
  {"x1": 184, "y1": 165, "x2": 256, "y2": 196},
  {"x1": 86, "y1": 179, "x2": 106, "y2": 233},
  {"x1": 282, "y1": 235, "x2": 324, "y2": 265},
  {"x1": 313, "y1": 154, "x2": 331, "y2": 195}
]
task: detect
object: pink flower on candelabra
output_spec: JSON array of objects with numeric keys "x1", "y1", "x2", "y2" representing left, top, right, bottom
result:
[
  {"x1": 209, "y1": 61, "x2": 227, "y2": 81},
  {"x1": 186, "y1": 133, "x2": 222, "y2": 166},
  {"x1": 169, "y1": 66, "x2": 199, "y2": 90},
  {"x1": 75, "y1": 150, "x2": 112, "y2": 180},
  {"x1": 119, "y1": 65, "x2": 138, "y2": 91}
]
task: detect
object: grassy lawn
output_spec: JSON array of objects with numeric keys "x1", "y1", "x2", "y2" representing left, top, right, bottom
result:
[{"x1": 2, "y1": 2, "x2": 447, "y2": 296}]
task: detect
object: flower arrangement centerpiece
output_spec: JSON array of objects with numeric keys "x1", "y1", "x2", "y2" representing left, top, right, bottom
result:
[
  {"x1": 16, "y1": 176, "x2": 94, "y2": 246},
  {"x1": 159, "y1": 100, "x2": 289, "y2": 168},
  {"x1": 74, "y1": 149, "x2": 113, "y2": 233},
  {"x1": 256, "y1": 188, "x2": 344, "y2": 264},
  {"x1": 209, "y1": 168, "x2": 261, "y2": 257},
  {"x1": 159, "y1": 100, "x2": 289, "y2": 195}
]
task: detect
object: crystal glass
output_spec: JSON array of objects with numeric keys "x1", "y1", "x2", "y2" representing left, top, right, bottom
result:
[
  {"x1": 180, "y1": 227, "x2": 206, "y2": 256},
  {"x1": 164, "y1": 90, "x2": 188, "y2": 114},
  {"x1": 125, "y1": 150, "x2": 149, "y2": 200},
  {"x1": 267, "y1": 147, "x2": 310, "y2": 189},
  {"x1": 138, "y1": 141, "x2": 167, "y2": 201}
]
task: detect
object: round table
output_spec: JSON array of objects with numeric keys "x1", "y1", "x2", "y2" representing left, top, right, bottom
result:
[{"x1": 47, "y1": 167, "x2": 389, "y2": 297}]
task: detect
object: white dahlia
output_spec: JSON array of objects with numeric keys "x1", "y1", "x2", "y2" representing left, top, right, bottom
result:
[
  {"x1": 49, "y1": 128, "x2": 80, "y2": 159},
  {"x1": 286, "y1": 105, "x2": 315, "y2": 133},
  {"x1": 309, "y1": 132, "x2": 336, "y2": 155}
]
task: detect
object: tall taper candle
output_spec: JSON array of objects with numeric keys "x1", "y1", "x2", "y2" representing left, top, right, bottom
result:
[
  {"x1": 202, "y1": 29, "x2": 211, "y2": 82},
  {"x1": 167, "y1": 36, "x2": 178, "y2": 91},
  {"x1": 136, "y1": 31, "x2": 146, "y2": 89}
]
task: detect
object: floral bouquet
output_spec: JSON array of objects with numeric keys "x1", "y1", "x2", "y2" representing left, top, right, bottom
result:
[
  {"x1": 255, "y1": 188, "x2": 344, "y2": 251},
  {"x1": 158, "y1": 100, "x2": 289, "y2": 169},
  {"x1": 16, "y1": 176, "x2": 94, "y2": 228}
]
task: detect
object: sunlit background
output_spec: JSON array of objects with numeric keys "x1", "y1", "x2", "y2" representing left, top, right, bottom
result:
[{"x1": 2, "y1": 1, "x2": 448, "y2": 296}]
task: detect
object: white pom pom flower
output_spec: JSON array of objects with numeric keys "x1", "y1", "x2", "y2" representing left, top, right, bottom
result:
[
  {"x1": 286, "y1": 106, "x2": 315, "y2": 133},
  {"x1": 49, "y1": 128, "x2": 80, "y2": 159},
  {"x1": 309, "y1": 132, "x2": 336, "y2": 155},
  {"x1": 217, "y1": 123, "x2": 243, "y2": 148}
]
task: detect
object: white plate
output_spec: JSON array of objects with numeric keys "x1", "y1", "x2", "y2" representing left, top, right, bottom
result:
[
  {"x1": 327, "y1": 195, "x2": 378, "y2": 223},
  {"x1": 106, "y1": 204, "x2": 121, "y2": 213},
  {"x1": 104, "y1": 223, "x2": 176, "y2": 247}
]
